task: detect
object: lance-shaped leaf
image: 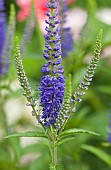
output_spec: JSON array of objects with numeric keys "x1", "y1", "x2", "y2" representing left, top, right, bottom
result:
[
  {"x1": 72, "y1": 30, "x2": 102, "y2": 108},
  {"x1": 2, "y1": 4, "x2": 16, "y2": 71},
  {"x1": 5, "y1": 130, "x2": 47, "y2": 138},
  {"x1": 82, "y1": 144, "x2": 111, "y2": 167},
  {"x1": 14, "y1": 37, "x2": 37, "y2": 111},
  {"x1": 61, "y1": 128, "x2": 100, "y2": 138},
  {"x1": 20, "y1": 2, "x2": 36, "y2": 57}
]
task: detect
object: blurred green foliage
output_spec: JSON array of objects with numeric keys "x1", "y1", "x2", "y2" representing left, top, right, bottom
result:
[{"x1": 0, "y1": 0, "x2": 111, "y2": 170}]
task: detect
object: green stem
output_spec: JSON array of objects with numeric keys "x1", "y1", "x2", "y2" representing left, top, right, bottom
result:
[
  {"x1": 52, "y1": 140, "x2": 57, "y2": 170},
  {"x1": 53, "y1": 141, "x2": 57, "y2": 166}
]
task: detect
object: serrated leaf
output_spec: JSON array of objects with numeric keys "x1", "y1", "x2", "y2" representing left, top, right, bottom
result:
[
  {"x1": 57, "y1": 136, "x2": 75, "y2": 146},
  {"x1": 61, "y1": 128, "x2": 100, "y2": 137},
  {"x1": 82, "y1": 144, "x2": 111, "y2": 167},
  {"x1": 5, "y1": 131, "x2": 47, "y2": 138}
]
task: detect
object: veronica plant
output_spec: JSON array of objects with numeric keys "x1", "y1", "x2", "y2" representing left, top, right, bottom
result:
[
  {"x1": 6, "y1": 0, "x2": 102, "y2": 169},
  {"x1": 0, "y1": 1, "x2": 16, "y2": 76}
]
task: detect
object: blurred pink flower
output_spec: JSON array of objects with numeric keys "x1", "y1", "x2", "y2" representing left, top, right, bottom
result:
[
  {"x1": 16, "y1": 0, "x2": 75, "y2": 31},
  {"x1": 16, "y1": 0, "x2": 75, "y2": 22}
]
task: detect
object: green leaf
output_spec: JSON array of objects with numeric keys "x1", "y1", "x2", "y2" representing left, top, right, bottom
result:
[
  {"x1": 9, "y1": 137, "x2": 22, "y2": 161},
  {"x1": 5, "y1": 130, "x2": 47, "y2": 138},
  {"x1": 61, "y1": 128, "x2": 100, "y2": 138},
  {"x1": 57, "y1": 136, "x2": 75, "y2": 146},
  {"x1": 82, "y1": 144, "x2": 111, "y2": 167}
]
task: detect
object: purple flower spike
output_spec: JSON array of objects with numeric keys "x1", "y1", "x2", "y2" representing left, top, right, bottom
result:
[
  {"x1": 0, "y1": 0, "x2": 6, "y2": 76},
  {"x1": 59, "y1": 0, "x2": 74, "y2": 58},
  {"x1": 39, "y1": 0, "x2": 65, "y2": 127}
]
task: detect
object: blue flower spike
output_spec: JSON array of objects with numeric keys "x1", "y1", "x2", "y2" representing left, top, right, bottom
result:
[{"x1": 39, "y1": 0, "x2": 65, "y2": 128}]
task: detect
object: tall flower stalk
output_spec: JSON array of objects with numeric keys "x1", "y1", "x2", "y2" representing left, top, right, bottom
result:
[
  {"x1": 39, "y1": 0, "x2": 65, "y2": 128},
  {"x1": 10, "y1": 1, "x2": 103, "y2": 169}
]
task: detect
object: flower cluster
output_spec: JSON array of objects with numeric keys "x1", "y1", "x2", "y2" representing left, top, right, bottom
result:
[
  {"x1": 0, "y1": 0, "x2": 6, "y2": 75},
  {"x1": 59, "y1": 0, "x2": 74, "y2": 58},
  {"x1": 72, "y1": 30, "x2": 102, "y2": 109},
  {"x1": 39, "y1": 0, "x2": 65, "y2": 127},
  {"x1": 14, "y1": 40, "x2": 36, "y2": 109}
]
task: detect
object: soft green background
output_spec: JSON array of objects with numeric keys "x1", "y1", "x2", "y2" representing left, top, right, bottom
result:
[{"x1": 0, "y1": 0, "x2": 111, "y2": 169}]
